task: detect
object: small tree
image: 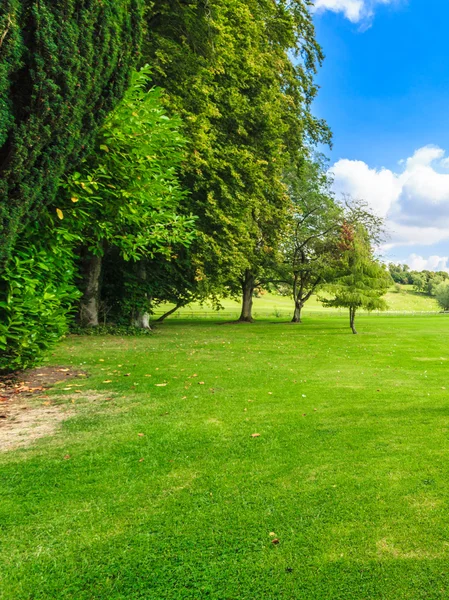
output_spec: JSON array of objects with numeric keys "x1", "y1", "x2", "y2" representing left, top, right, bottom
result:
[
  {"x1": 321, "y1": 224, "x2": 391, "y2": 334},
  {"x1": 280, "y1": 160, "x2": 342, "y2": 323},
  {"x1": 435, "y1": 281, "x2": 449, "y2": 311}
]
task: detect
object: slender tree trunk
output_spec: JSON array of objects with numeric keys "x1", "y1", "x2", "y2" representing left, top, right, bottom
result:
[
  {"x1": 349, "y1": 307, "x2": 358, "y2": 334},
  {"x1": 238, "y1": 270, "x2": 255, "y2": 322},
  {"x1": 79, "y1": 253, "x2": 102, "y2": 327},
  {"x1": 133, "y1": 261, "x2": 151, "y2": 329},
  {"x1": 156, "y1": 303, "x2": 182, "y2": 323}
]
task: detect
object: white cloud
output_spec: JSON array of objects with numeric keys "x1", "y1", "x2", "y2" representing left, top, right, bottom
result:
[
  {"x1": 314, "y1": 0, "x2": 394, "y2": 23},
  {"x1": 329, "y1": 145, "x2": 449, "y2": 251},
  {"x1": 314, "y1": 0, "x2": 365, "y2": 22},
  {"x1": 331, "y1": 158, "x2": 401, "y2": 217},
  {"x1": 400, "y1": 254, "x2": 449, "y2": 273}
]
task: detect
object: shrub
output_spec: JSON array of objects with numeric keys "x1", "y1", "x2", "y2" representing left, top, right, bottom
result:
[
  {"x1": 435, "y1": 281, "x2": 449, "y2": 312},
  {"x1": 0, "y1": 228, "x2": 80, "y2": 372}
]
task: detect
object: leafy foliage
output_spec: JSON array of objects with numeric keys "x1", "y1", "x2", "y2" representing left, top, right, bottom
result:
[
  {"x1": 434, "y1": 281, "x2": 449, "y2": 311},
  {"x1": 279, "y1": 159, "x2": 342, "y2": 321},
  {"x1": 63, "y1": 66, "x2": 196, "y2": 261},
  {"x1": 0, "y1": 224, "x2": 80, "y2": 372},
  {"x1": 0, "y1": 0, "x2": 143, "y2": 264},
  {"x1": 143, "y1": 0, "x2": 330, "y2": 296},
  {"x1": 322, "y1": 225, "x2": 392, "y2": 333}
]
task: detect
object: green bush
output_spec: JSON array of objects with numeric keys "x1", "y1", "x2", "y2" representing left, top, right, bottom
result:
[
  {"x1": 435, "y1": 281, "x2": 449, "y2": 312},
  {"x1": 0, "y1": 230, "x2": 80, "y2": 372}
]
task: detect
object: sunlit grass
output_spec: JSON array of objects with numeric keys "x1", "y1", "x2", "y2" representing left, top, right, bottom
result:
[{"x1": 2, "y1": 314, "x2": 449, "y2": 598}]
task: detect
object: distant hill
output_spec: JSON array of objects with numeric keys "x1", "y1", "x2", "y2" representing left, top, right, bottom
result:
[{"x1": 153, "y1": 285, "x2": 439, "y2": 320}]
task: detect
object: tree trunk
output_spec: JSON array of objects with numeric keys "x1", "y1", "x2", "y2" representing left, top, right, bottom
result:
[
  {"x1": 291, "y1": 301, "x2": 303, "y2": 323},
  {"x1": 238, "y1": 270, "x2": 255, "y2": 322},
  {"x1": 133, "y1": 261, "x2": 151, "y2": 329},
  {"x1": 79, "y1": 253, "x2": 102, "y2": 327},
  {"x1": 349, "y1": 307, "x2": 358, "y2": 334},
  {"x1": 156, "y1": 303, "x2": 182, "y2": 323}
]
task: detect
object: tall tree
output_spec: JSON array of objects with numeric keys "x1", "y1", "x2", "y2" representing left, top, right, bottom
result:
[
  {"x1": 0, "y1": 0, "x2": 143, "y2": 265},
  {"x1": 142, "y1": 0, "x2": 330, "y2": 321},
  {"x1": 278, "y1": 159, "x2": 341, "y2": 323}
]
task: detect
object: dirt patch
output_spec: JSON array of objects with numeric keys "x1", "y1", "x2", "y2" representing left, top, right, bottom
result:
[
  {"x1": 0, "y1": 366, "x2": 87, "y2": 452},
  {"x1": 0, "y1": 401, "x2": 74, "y2": 452}
]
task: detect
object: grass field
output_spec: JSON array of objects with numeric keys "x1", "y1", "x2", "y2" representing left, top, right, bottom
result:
[
  {"x1": 153, "y1": 285, "x2": 439, "y2": 321},
  {"x1": 3, "y1": 314, "x2": 449, "y2": 598}
]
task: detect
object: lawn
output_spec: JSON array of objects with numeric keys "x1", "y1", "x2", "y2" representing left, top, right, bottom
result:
[
  {"x1": 2, "y1": 314, "x2": 449, "y2": 599},
  {"x1": 154, "y1": 286, "x2": 439, "y2": 320}
]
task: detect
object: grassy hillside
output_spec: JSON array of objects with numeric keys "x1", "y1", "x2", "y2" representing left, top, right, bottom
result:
[{"x1": 153, "y1": 285, "x2": 439, "y2": 321}]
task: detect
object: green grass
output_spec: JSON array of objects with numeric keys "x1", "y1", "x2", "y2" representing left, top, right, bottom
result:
[
  {"x1": 3, "y1": 314, "x2": 449, "y2": 598},
  {"x1": 154, "y1": 286, "x2": 439, "y2": 320}
]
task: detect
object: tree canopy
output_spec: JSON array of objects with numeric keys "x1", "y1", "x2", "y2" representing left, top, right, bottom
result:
[{"x1": 0, "y1": 0, "x2": 143, "y2": 264}]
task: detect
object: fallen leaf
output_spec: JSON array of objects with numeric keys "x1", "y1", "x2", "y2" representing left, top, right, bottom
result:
[
  {"x1": 199, "y1": 381, "x2": 205, "y2": 385},
  {"x1": 56, "y1": 208, "x2": 64, "y2": 220},
  {"x1": 269, "y1": 532, "x2": 276, "y2": 537},
  {"x1": 139, "y1": 458, "x2": 145, "y2": 462},
  {"x1": 103, "y1": 380, "x2": 112, "y2": 384},
  {"x1": 251, "y1": 433, "x2": 261, "y2": 438},
  {"x1": 64, "y1": 454, "x2": 71, "y2": 460},
  {"x1": 43, "y1": 401, "x2": 51, "y2": 406},
  {"x1": 124, "y1": 373, "x2": 131, "y2": 377},
  {"x1": 138, "y1": 433, "x2": 144, "y2": 437},
  {"x1": 155, "y1": 383, "x2": 167, "y2": 387},
  {"x1": 271, "y1": 538, "x2": 280, "y2": 545}
]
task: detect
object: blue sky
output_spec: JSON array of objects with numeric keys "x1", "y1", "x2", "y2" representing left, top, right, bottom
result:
[{"x1": 312, "y1": 0, "x2": 449, "y2": 271}]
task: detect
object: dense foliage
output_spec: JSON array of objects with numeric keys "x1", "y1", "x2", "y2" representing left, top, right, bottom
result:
[
  {"x1": 434, "y1": 281, "x2": 449, "y2": 311},
  {"x1": 143, "y1": 0, "x2": 331, "y2": 320},
  {"x1": 389, "y1": 263, "x2": 449, "y2": 296},
  {"x1": 0, "y1": 222, "x2": 79, "y2": 371},
  {"x1": 0, "y1": 0, "x2": 143, "y2": 264},
  {"x1": 322, "y1": 225, "x2": 392, "y2": 334},
  {"x1": 60, "y1": 67, "x2": 196, "y2": 326}
]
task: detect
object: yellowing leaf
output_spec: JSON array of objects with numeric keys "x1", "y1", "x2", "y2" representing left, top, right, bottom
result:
[
  {"x1": 56, "y1": 208, "x2": 64, "y2": 220},
  {"x1": 71, "y1": 196, "x2": 79, "y2": 203}
]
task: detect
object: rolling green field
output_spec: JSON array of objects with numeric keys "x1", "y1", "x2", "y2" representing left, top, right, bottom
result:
[
  {"x1": 154, "y1": 285, "x2": 439, "y2": 321},
  {"x1": 2, "y1": 314, "x2": 449, "y2": 599}
]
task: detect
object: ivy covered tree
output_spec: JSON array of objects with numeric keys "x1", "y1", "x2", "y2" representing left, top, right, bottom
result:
[
  {"x1": 0, "y1": 0, "x2": 143, "y2": 264},
  {"x1": 142, "y1": 0, "x2": 330, "y2": 322}
]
